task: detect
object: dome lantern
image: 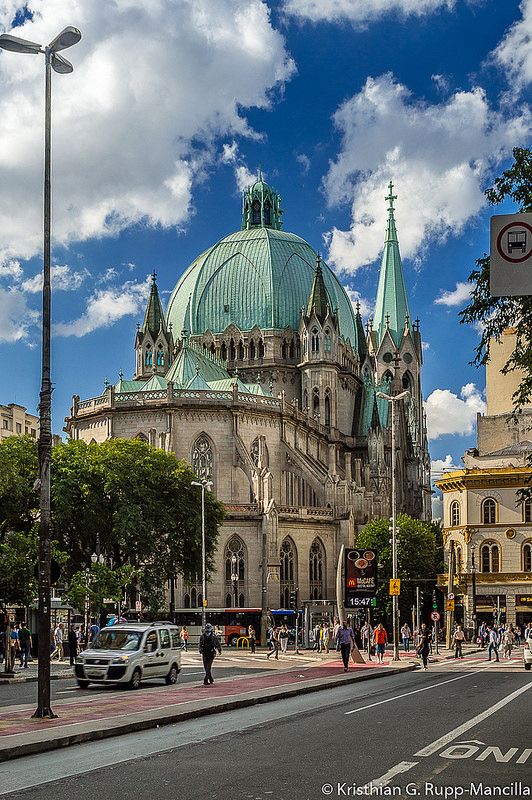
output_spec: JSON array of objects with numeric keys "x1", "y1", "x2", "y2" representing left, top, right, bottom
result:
[{"x1": 241, "y1": 170, "x2": 283, "y2": 231}]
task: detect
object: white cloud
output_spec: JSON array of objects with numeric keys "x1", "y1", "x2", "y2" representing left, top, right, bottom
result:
[
  {"x1": 431, "y1": 454, "x2": 459, "y2": 476},
  {"x1": 284, "y1": 0, "x2": 455, "y2": 26},
  {"x1": 221, "y1": 141, "x2": 239, "y2": 165},
  {"x1": 323, "y1": 74, "x2": 530, "y2": 273},
  {"x1": 235, "y1": 164, "x2": 259, "y2": 193},
  {"x1": 0, "y1": 1, "x2": 295, "y2": 263},
  {"x1": 0, "y1": 259, "x2": 22, "y2": 280},
  {"x1": 345, "y1": 288, "x2": 373, "y2": 320},
  {"x1": 21, "y1": 264, "x2": 90, "y2": 293},
  {"x1": 492, "y1": 0, "x2": 532, "y2": 88},
  {"x1": 422, "y1": 341, "x2": 430, "y2": 351},
  {"x1": 0, "y1": 288, "x2": 38, "y2": 342},
  {"x1": 425, "y1": 383, "x2": 486, "y2": 440},
  {"x1": 434, "y1": 281, "x2": 471, "y2": 307},
  {"x1": 296, "y1": 153, "x2": 311, "y2": 173},
  {"x1": 54, "y1": 278, "x2": 150, "y2": 338}
]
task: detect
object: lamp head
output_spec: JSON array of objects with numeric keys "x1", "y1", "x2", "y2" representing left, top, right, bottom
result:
[
  {"x1": 51, "y1": 52, "x2": 73, "y2": 74},
  {"x1": 48, "y1": 26, "x2": 81, "y2": 52},
  {"x1": 0, "y1": 33, "x2": 42, "y2": 54}
]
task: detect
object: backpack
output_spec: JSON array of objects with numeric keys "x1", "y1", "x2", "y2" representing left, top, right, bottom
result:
[{"x1": 202, "y1": 633, "x2": 216, "y2": 656}]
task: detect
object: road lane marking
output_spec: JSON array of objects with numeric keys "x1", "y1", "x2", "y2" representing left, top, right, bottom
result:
[
  {"x1": 415, "y1": 680, "x2": 532, "y2": 757},
  {"x1": 362, "y1": 761, "x2": 419, "y2": 788},
  {"x1": 345, "y1": 667, "x2": 492, "y2": 715}
]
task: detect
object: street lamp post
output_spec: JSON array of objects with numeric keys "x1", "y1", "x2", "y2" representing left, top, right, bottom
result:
[
  {"x1": 231, "y1": 554, "x2": 238, "y2": 607},
  {"x1": 376, "y1": 389, "x2": 410, "y2": 662},
  {"x1": 471, "y1": 550, "x2": 477, "y2": 641},
  {"x1": 0, "y1": 26, "x2": 81, "y2": 719},
  {"x1": 192, "y1": 479, "x2": 212, "y2": 630}
]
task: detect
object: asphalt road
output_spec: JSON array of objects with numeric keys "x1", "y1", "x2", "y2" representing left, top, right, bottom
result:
[
  {"x1": 0, "y1": 661, "x2": 271, "y2": 707},
  {"x1": 1, "y1": 657, "x2": 530, "y2": 800}
]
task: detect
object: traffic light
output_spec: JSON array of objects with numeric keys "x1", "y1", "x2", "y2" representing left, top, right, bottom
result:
[
  {"x1": 432, "y1": 589, "x2": 438, "y2": 610},
  {"x1": 371, "y1": 597, "x2": 377, "y2": 608},
  {"x1": 289, "y1": 589, "x2": 298, "y2": 610}
]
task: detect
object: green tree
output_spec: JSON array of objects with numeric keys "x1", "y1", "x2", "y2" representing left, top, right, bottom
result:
[
  {"x1": 0, "y1": 436, "x2": 38, "y2": 536},
  {"x1": 66, "y1": 562, "x2": 138, "y2": 620},
  {"x1": 460, "y1": 147, "x2": 532, "y2": 411},
  {"x1": 356, "y1": 514, "x2": 438, "y2": 619},
  {"x1": 0, "y1": 530, "x2": 68, "y2": 607}
]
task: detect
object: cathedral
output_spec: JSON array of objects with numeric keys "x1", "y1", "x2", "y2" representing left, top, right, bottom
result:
[{"x1": 65, "y1": 176, "x2": 431, "y2": 616}]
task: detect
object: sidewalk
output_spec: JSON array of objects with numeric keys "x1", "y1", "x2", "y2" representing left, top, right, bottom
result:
[
  {"x1": 0, "y1": 659, "x2": 72, "y2": 685},
  {"x1": 0, "y1": 656, "x2": 415, "y2": 762}
]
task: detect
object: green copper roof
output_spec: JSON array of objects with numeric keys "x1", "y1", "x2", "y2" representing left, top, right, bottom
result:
[
  {"x1": 165, "y1": 340, "x2": 228, "y2": 386},
  {"x1": 306, "y1": 255, "x2": 330, "y2": 321},
  {"x1": 166, "y1": 227, "x2": 358, "y2": 345},
  {"x1": 241, "y1": 172, "x2": 283, "y2": 230},
  {"x1": 373, "y1": 182, "x2": 411, "y2": 348},
  {"x1": 141, "y1": 272, "x2": 166, "y2": 340}
]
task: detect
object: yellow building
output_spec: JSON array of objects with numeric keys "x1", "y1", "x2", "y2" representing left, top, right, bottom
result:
[
  {"x1": 436, "y1": 330, "x2": 532, "y2": 630},
  {"x1": 0, "y1": 403, "x2": 38, "y2": 442}
]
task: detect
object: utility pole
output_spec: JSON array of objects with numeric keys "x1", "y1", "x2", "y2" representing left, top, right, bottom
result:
[
  {"x1": 416, "y1": 586, "x2": 421, "y2": 634},
  {"x1": 445, "y1": 540, "x2": 455, "y2": 650}
]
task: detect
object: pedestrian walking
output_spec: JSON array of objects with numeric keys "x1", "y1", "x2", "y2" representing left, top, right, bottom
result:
[
  {"x1": 51, "y1": 622, "x2": 65, "y2": 661},
  {"x1": 335, "y1": 620, "x2": 356, "y2": 672},
  {"x1": 248, "y1": 624, "x2": 256, "y2": 654},
  {"x1": 373, "y1": 623, "x2": 388, "y2": 664},
  {"x1": 321, "y1": 622, "x2": 330, "y2": 654},
  {"x1": 19, "y1": 622, "x2": 32, "y2": 668},
  {"x1": 502, "y1": 625, "x2": 515, "y2": 659},
  {"x1": 89, "y1": 620, "x2": 100, "y2": 644},
  {"x1": 68, "y1": 624, "x2": 78, "y2": 666},
  {"x1": 279, "y1": 624, "x2": 289, "y2": 654},
  {"x1": 514, "y1": 625, "x2": 521, "y2": 646},
  {"x1": 313, "y1": 623, "x2": 321, "y2": 651},
  {"x1": 487, "y1": 625, "x2": 500, "y2": 662},
  {"x1": 266, "y1": 626, "x2": 280, "y2": 659},
  {"x1": 10, "y1": 625, "x2": 20, "y2": 671},
  {"x1": 401, "y1": 623, "x2": 412, "y2": 652},
  {"x1": 198, "y1": 623, "x2": 221, "y2": 685},
  {"x1": 180, "y1": 626, "x2": 189, "y2": 651},
  {"x1": 453, "y1": 624, "x2": 465, "y2": 659},
  {"x1": 417, "y1": 623, "x2": 432, "y2": 670}
]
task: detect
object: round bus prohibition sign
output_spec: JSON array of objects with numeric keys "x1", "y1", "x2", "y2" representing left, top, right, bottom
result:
[
  {"x1": 496, "y1": 221, "x2": 532, "y2": 264},
  {"x1": 430, "y1": 611, "x2": 440, "y2": 622}
]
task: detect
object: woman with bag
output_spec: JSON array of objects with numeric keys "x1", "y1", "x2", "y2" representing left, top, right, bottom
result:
[{"x1": 417, "y1": 623, "x2": 432, "y2": 670}]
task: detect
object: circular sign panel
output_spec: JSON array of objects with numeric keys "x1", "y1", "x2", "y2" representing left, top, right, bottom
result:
[
  {"x1": 496, "y1": 221, "x2": 532, "y2": 264},
  {"x1": 430, "y1": 610, "x2": 440, "y2": 621}
]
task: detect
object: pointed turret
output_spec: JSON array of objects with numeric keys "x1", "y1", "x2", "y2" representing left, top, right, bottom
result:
[
  {"x1": 142, "y1": 271, "x2": 166, "y2": 340},
  {"x1": 241, "y1": 172, "x2": 283, "y2": 230},
  {"x1": 354, "y1": 301, "x2": 367, "y2": 360},
  {"x1": 373, "y1": 182, "x2": 411, "y2": 348},
  {"x1": 305, "y1": 255, "x2": 330, "y2": 322}
]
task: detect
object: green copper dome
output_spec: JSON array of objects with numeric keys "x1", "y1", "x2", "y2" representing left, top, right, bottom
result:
[{"x1": 166, "y1": 218, "x2": 358, "y2": 345}]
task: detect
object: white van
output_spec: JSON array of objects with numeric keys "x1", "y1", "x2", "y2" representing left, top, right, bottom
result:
[{"x1": 74, "y1": 621, "x2": 182, "y2": 689}]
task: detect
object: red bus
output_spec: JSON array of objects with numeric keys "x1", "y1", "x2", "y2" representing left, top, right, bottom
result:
[{"x1": 173, "y1": 608, "x2": 262, "y2": 646}]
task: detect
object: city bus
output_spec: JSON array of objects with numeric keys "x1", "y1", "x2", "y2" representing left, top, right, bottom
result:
[{"x1": 171, "y1": 607, "x2": 303, "y2": 646}]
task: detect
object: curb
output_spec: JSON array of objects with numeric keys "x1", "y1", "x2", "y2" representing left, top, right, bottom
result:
[
  {"x1": 0, "y1": 673, "x2": 72, "y2": 686},
  {"x1": 0, "y1": 664, "x2": 415, "y2": 762}
]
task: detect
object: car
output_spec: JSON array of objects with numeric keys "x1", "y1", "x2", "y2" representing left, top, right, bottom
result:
[
  {"x1": 74, "y1": 621, "x2": 182, "y2": 689},
  {"x1": 524, "y1": 638, "x2": 532, "y2": 671}
]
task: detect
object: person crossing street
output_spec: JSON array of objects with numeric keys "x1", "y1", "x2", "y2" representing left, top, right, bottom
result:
[
  {"x1": 335, "y1": 620, "x2": 355, "y2": 672},
  {"x1": 198, "y1": 623, "x2": 222, "y2": 685}
]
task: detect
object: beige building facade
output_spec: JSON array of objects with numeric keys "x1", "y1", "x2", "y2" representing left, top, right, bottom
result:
[
  {"x1": 436, "y1": 330, "x2": 532, "y2": 629},
  {"x1": 0, "y1": 403, "x2": 38, "y2": 442}
]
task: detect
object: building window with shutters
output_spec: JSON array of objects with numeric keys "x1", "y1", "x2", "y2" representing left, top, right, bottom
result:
[
  {"x1": 481, "y1": 541, "x2": 500, "y2": 573},
  {"x1": 450, "y1": 500, "x2": 460, "y2": 527},
  {"x1": 523, "y1": 541, "x2": 532, "y2": 573},
  {"x1": 482, "y1": 498, "x2": 497, "y2": 525}
]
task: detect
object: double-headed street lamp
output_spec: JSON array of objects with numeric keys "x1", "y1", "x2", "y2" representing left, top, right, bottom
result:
[
  {"x1": 192, "y1": 479, "x2": 213, "y2": 631},
  {"x1": 0, "y1": 25, "x2": 81, "y2": 719},
  {"x1": 376, "y1": 388, "x2": 410, "y2": 662}
]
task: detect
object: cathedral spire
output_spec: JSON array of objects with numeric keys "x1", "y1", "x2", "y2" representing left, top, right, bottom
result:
[
  {"x1": 141, "y1": 271, "x2": 167, "y2": 340},
  {"x1": 306, "y1": 254, "x2": 330, "y2": 322},
  {"x1": 373, "y1": 181, "x2": 411, "y2": 348}
]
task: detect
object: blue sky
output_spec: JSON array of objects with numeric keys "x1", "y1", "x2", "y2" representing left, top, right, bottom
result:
[{"x1": 0, "y1": 0, "x2": 530, "y2": 479}]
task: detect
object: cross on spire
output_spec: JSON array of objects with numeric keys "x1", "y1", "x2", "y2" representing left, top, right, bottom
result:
[
  {"x1": 151, "y1": 270, "x2": 157, "y2": 283},
  {"x1": 385, "y1": 180, "x2": 397, "y2": 213}
]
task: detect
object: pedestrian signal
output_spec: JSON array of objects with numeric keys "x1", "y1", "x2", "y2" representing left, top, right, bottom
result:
[{"x1": 289, "y1": 589, "x2": 298, "y2": 610}]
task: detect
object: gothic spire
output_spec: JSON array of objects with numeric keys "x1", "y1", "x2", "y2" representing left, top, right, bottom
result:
[
  {"x1": 373, "y1": 181, "x2": 411, "y2": 348},
  {"x1": 141, "y1": 271, "x2": 167, "y2": 340},
  {"x1": 306, "y1": 254, "x2": 330, "y2": 322}
]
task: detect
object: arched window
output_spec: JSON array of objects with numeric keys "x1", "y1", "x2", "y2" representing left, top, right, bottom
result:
[
  {"x1": 145, "y1": 344, "x2": 152, "y2": 366},
  {"x1": 191, "y1": 434, "x2": 213, "y2": 482},
  {"x1": 220, "y1": 342, "x2": 227, "y2": 361},
  {"x1": 402, "y1": 372, "x2": 411, "y2": 391},
  {"x1": 249, "y1": 339, "x2": 256, "y2": 360},
  {"x1": 289, "y1": 340, "x2": 295, "y2": 359},
  {"x1": 481, "y1": 541, "x2": 500, "y2": 573},
  {"x1": 191, "y1": 587, "x2": 197, "y2": 607},
  {"x1": 523, "y1": 541, "x2": 532, "y2": 572},
  {"x1": 183, "y1": 593, "x2": 191, "y2": 608},
  {"x1": 309, "y1": 538, "x2": 325, "y2": 600},
  {"x1": 324, "y1": 329, "x2": 331, "y2": 353},
  {"x1": 482, "y1": 498, "x2": 497, "y2": 524},
  {"x1": 238, "y1": 340, "x2": 244, "y2": 360},
  {"x1": 450, "y1": 500, "x2": 460, "y2": 527},
  {"x1": 258, "y1": 338, "x2": 265, "y2": 358},
  {"x1": 311, "y1": 328, "x2": 319, "y2": 354},
  {"x1": 225, "y1": 535, "x2": 246, "y2": 607},
  {"x1": 383, "y1": 370, "x2": 393, "y2": 383},
  {"x1": 324, "y1": 389, "x2": 331, "y2": 426},
  {"x1": 303, "y1": 389, "x2": 308, "y2": 411},
  {"x1": 312, "y1": 387, "x2": 320, "y2": 418},
  {"x1": 281, "y1": 340, "x2": 288, "y2": 359},
  {"x1": 229, "y1": 339, "x2": 236, "y2": 361},
  {"x1": 264, "y1": 201, "x2": 271, "y2": 226},
  {"x1": 280, "y1": 537, "x2": 297, "y2": 608},
  {"x1": 210, "y1": 343, "x2": 216, "y2": 356},
  {"x1": 252, "y1": 200, "x2": 261, "y2": 225},
  {"x1": 156, "y1": 347, "x2": 164, "y2": 366},
  {"x1": 523, "y1": 497, "x2": 532, "y2": 523}
]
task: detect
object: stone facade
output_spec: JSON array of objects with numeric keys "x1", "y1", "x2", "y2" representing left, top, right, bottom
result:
[{"x1": 65, "y1": 178, "x2": 431, "y2": 617}]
